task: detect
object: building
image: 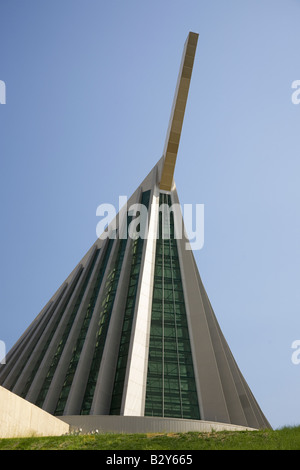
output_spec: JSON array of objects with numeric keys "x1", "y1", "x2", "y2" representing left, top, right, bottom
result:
[{"x1": 0, "y1": 32, "x2": 271, "y2": 433}]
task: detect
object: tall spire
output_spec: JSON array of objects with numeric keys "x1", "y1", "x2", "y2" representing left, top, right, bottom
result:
[{"x1": 159, "y1": 31, "x2": 198, "y2": 191}]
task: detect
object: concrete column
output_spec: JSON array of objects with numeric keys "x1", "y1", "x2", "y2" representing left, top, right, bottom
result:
[
  {"x1": 1, "y1": 299, "x2": 53, "y2": 376},
  {"x1": 3, "y1": 282, "x2": 69, "y2": 391},
  {"x1": 42, "y1": 243, "x2": 108, "y2": 414},
  {"x1": 172, "y1": 187, "x2": 231, "y2": 424},
  {"x1": 25, "y1": 246, "x2": 98, "y2": 404},
  {"x1": 122, "y1": 177, "x2": 160, "y2": 416},
  {"x1": 90, "y1": 233, "x2": 134, "y2": 414},
  {"x1": 62, "y1": 235, "x2": 118, "y2": 415},
  {"x1": 12, "y1": 282, "x2": 76, "y2": 397},
  {"x1": 0, "y1": 300, "x2": 54, "y2": 384}
]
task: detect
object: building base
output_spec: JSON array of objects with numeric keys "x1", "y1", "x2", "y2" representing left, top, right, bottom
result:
[{"x1": 59, "y1": 415, "x2": 258, "y2": 434}]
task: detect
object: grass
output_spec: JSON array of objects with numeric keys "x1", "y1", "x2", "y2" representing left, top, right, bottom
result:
[{"x1": 0, "y1": 426, "x2": 300, "y2": 450}]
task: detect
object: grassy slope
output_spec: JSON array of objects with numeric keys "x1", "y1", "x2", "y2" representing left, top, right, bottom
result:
[{"x1": 0, "y1": 427, "x2": 300, "y2": 450}]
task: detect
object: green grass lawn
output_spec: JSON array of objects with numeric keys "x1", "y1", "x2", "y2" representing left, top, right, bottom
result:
[{"x1": 0, "y1": 426, "x2": 300, "y2": 450}]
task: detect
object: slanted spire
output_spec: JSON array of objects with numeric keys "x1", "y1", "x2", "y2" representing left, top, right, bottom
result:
[{"x1": 160, "y1": 31, "x2": 198, "y2": 191}]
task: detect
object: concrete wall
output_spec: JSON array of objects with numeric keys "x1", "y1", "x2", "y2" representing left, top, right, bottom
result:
[
  {"x1": 0, "y1": 386, "x2": 69, "y2": 438},
  {"x1": 60, "y1": 415, "x2": 257, "y2": 434}
]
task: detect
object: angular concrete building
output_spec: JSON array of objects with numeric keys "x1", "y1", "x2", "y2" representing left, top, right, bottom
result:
[{"x1": 0, "y1": 32, "x2": 271, "y2": 432}]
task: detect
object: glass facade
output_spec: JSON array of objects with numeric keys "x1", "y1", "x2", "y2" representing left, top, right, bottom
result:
[
  {"x1": 35, "y1": 248, "x2": 101, "y2": 408},
  {"x1": 145, "y1": 193, "x2": 200, "y2": 420},
  {"x1": 54, "y1": 239, "x2": 114, "y2": 415},
  {"x1": 6, "y1": 188, "x2": 199, "y2": 421},
  {"x1": 80, "y1": 228, "x2": 130, "y2": 415},
  {"x1": 19, "y1": 279, "x2": 79, "y2": 399},
  {"x1": 109, "y1": 190, "x2": 151, "y2": 415}
]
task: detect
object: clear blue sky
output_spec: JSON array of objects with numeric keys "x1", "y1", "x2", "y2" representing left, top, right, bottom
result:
[{"x1": 1, "y1": 0, "x2": 300, "y2": 430}]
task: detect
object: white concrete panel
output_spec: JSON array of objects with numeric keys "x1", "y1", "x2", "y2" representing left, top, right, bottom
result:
[
  {"x1": 0, "y1": 386, "x2": 69, "y2": 438},
  {"x1": 123, "y1": 191, "x2": 159, "y2": 416}
]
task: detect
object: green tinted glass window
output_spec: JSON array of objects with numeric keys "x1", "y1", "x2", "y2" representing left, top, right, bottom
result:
[
  {"x1": 145, "y1": 193, "x2": 200, "y2": 420},
  {"x1": 109, "y1": 190, "x2": 151, "y2": 415}
]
